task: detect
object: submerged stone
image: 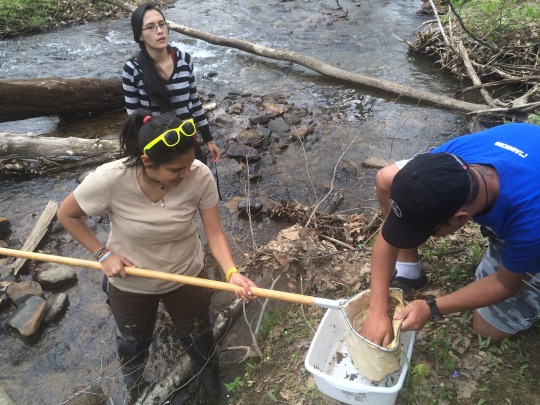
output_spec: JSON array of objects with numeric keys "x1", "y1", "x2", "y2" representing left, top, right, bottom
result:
[
  {"x1": 6, "y1": 281, "x2": 43, "y2": 305},
  {"x1": 36, "y1": 265, "x2": 78, "y2": 288},
  {"x1": 44, "y1": 292, "x2": 69, "y2": 323},
  {"x1": 7, "y1": 295, "x2": 47, "y2": 337}
]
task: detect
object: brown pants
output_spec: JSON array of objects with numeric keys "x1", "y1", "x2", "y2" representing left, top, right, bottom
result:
[{"x1": 105, "y1": 274, "x2": 213, "y2": 366}]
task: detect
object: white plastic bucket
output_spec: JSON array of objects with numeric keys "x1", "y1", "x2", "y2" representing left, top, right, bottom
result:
[{"x1": 305, "y1": 307, "x2": 415, "y2": 405}]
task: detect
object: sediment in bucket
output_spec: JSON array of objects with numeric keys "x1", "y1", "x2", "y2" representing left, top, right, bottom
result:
[{"x1": 343, "y1": 289, "x2": 405, "y2": 382}]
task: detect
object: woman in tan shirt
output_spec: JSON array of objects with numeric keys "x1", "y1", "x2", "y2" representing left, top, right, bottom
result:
[{"x1": 57, "y1": 110, "x2": 255, "y2": 402}]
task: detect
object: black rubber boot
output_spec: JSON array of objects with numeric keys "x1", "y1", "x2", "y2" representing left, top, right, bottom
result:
[
  {"x1": 119, "y1": 350, "x2": 149, "y2": 402},
  {"x1": 183, "y1": 330, "x2": 220, "y2": 396}
]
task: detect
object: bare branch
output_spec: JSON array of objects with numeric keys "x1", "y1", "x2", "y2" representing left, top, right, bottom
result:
[
  {"x1": 429, "y1": 0, "x2": 451, "y2": 48},
  {"x1": 445, "y1": 0, "x2": 499, "y2": 52}
]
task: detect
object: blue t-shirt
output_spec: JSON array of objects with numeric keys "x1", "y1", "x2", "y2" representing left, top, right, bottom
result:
[{"x1": 431, "y1": 123, "x2": 540, "y2": 275}]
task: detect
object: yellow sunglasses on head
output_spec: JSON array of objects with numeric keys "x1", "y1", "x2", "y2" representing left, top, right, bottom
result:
[{"x1": 143, "y1": 118, "x2": 197, "y2": 155}]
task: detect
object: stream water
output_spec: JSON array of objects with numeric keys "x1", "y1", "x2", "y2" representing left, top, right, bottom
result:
[{"x1": 0, "y1": 1, "x2": 470, "y2": 404}]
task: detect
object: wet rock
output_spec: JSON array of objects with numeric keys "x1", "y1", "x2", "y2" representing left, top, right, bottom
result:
[
  {"x1": 0, "y1": 388, "x2": 15, "y2": 405},
  {"x1": 36, "y1": 265, "x2": 78, "y2": 289},
  {"x1": 230, "y1": 114, "x2": 251, "y2": 130},
  {"x1": 361, "y1": 156, "x2": 392, "y2": 169},
  {"x1": 283, "y1": 111, "x2": 304, "y2": 126},
  {"x1": 212, "y1": 110, "x2": 235, "y2": 127},
  {"x1": 263, "y1": 101, "x2": 289, "y2": 116},
  {"x1": 226, "y1": 142, "x2": 260, "y2": 162},
  {"x1": 290, "y1": 125, "x2": 309, "y2": 142},
  {"x1": 0, "y1": 262, "x2": 14, "y2": 282},
  {"x1": 268, "y1": 134, "x2": 289, "y2": 151},
  {"x1": 44, "y1": 292, "x2": 69, "y2": 324},
  {"x1": 0, "y1": 217, "x2": 11, "y2": 240},
  {"x1": 7, "y1": 295, "x2": 47, "y2": 337},
  {"x1": 238, "y1": 198, "x2": 264, "y2": 216},
  {"x1": 0, "y1": 291, "x2": 10, "y2": 311},
  {"x1": 224, "y1": 91, "x2": 243, "y2": 99},
  {"x1": 268, "y1": 117, "x2": 291, "y2": 134},
  {"x1": 249, "y1": 115, "x2": 272, "y2": 126},
  {"x1": 336, "y1": 159, "x2": 359, "y2": 179},
  {"x1": 227, "y1": 102, "x2": 244, "y2": 115},
  {"x1": 220, "y1": 99, "x2": 234, "y2": 110},
  {"x1": 203, "y1": 101, "x2": 217, "y2": 112},
  {"x1": 6, "y1": 281, "x2": 43, "y2": 305},
  {"x1": 254, "y1": 127, "x2": 272, "y2": 138},
  {"x1": 223, "y1": 196, "x2": 243, "y2": 213},
  {"x1": 203, "y1": 71, "x2": 218, "y2": 79},
  {"x1": 236, "y1": 129, "x2": 264, "y2": 148}
]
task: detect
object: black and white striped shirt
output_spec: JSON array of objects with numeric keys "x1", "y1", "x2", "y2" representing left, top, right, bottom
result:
[{"x1": 122, "y1": 47, "x2": 212, "y2": 142}]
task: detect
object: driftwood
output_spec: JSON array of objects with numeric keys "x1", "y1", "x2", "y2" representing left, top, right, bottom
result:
[
  {"x1": 0, "y1": 78, "x2": 124, "y2": 123},
  {"x1": 457, "y1": 41, "x2": 497, "y2": 108},
  {"x1": 0, "y1": 133, "x2": 120, "y2": 175},
  {"x1": 12, "y1": 200, "x2": 59, "y2": 276},
  {"x1": 0, "y1": 133, "x2": 119, "y2": 157}
]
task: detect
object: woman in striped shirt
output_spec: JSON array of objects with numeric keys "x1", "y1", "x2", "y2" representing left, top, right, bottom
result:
[{"x1": 123, "y1": 2, "x2": 220, "y2": 164}]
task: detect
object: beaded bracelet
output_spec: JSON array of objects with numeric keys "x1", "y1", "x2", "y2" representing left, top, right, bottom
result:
[
  {"x1": 98, "y1": 251, "x2": 112, "y2": 263},
  {"x1": 226, "y1": 267, "x2": 239, "y2": 282},
  {"x1": 94, "y1": 246, "x2": 110, "y2": 262}
]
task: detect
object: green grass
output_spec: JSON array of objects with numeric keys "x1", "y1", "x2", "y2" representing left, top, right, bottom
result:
[
  {"x1": 0, "y1": 0, "x2": 142, "y2": 38},
  {"x1": 1, "y1": 0, "x2": 61, "y2": 36},
  {"x1": 444, "y1": 0, "x2": 540, "y2": 44}
]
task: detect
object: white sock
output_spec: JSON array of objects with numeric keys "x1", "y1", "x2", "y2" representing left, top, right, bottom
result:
[{"x1": 395, "y1": 261, "x2": 422, "y2": 279}]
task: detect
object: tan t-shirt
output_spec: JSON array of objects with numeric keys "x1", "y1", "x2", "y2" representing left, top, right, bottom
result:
[{"x1": 74, "y1": 158, "x2": 218, "y2": 294}]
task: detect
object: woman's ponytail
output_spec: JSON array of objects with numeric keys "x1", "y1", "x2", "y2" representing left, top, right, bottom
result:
[{"x1": 120, "y1": 110, "x2": 149, "y2": 166}]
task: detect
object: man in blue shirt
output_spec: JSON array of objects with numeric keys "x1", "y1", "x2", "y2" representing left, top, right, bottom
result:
[{"x1": 360, "y1": 123, "x2": 540, "y2": 347}]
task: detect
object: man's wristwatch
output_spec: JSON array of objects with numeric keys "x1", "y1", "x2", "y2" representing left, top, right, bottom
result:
[{"x1": 425, "y1": 297, "x2": 443, "y2": 321}]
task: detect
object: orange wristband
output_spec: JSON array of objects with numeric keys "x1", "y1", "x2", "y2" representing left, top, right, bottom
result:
[{"x1": 226, "y1": 267, "x2": 239, "y2": 282}]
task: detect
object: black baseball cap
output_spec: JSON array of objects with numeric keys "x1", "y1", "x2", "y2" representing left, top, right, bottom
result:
[{"x1": 382, "y1": 152, "x2": 470, "y2": 249}]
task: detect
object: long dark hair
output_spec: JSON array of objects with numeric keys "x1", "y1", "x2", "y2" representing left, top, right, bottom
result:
[
  {"x1": 130, "y1": 3, "x2": 173, "y2": 111},
  {"x1": 120, "y1": 110, "x2": 196, "y2": 167}
]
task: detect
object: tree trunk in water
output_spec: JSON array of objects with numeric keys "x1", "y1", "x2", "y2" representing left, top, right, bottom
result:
[
  {"x1": 0, "y1": 133, "x2": 119, "y2": 157},
  {"x1": 0, "y1": 133, "x2": 120, "y2": 175},
  {"x1": 0, "y1": 78, "x2": 124, "y2": 123}
]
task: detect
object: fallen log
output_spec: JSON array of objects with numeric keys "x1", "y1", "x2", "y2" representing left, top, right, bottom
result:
[
  {"x1": 0, "y1": 133, "x2": 119, "y2": 157},
  {"x1": 0, "y1": 78, "x2": 124, "y2": 123},
  {"x1": 0, "y1": 133, "x2": 120, "y2": 175}
]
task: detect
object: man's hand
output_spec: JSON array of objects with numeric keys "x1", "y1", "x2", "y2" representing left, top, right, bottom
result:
[
  {"x1": 359, "y1": 311, "x2": 394, "y2": 347},
  {"x1": 394, "y1": 299, "x2": 431, "y2": 331}
]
